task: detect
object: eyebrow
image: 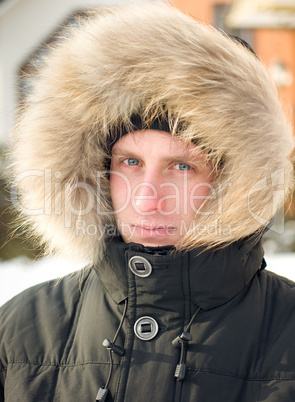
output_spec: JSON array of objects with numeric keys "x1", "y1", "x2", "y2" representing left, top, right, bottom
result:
[{"x1": 111, "y1": 149, "x2": 207, "y2": 163}]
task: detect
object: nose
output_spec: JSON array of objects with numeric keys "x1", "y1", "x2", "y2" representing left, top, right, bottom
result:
[{"x1": 133, "y1": 181, "x2": 165, "y2": 214}]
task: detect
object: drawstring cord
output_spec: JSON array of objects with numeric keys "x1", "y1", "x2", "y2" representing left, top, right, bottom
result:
[
  {"x1": 96, "y1": 301, "x2": 200, "y2": 400},
  {"x1": 173, "y1": 306, "x2": 202, "y2": 381},
  {"x1": 184, "y1": 306, "x2": 201, "y2": 333},
  {"x1": 96, "y1": 298, "x2": 128, "y2": 401}
]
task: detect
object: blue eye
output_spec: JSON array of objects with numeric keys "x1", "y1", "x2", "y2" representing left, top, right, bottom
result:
[
  {"x1": 124, "y1": 158, "x2": 140, "y2": 166},
  {"x1": 175, "y1": 163, "x2": 191, "y2": 171}
]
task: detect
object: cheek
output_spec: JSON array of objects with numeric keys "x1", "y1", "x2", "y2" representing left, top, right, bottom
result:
[{"x1": 110, "y1": 172, "x2": 131, "y2": 210}]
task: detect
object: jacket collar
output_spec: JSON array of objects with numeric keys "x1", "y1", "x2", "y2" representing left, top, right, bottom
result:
[{"x1": 93, "y1": 237, "x2": 265, "y2": 310}]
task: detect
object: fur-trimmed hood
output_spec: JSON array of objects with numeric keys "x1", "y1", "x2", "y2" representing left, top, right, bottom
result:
[{"x1": 13, "y1": 3, "x2": 294, "y2": 262}]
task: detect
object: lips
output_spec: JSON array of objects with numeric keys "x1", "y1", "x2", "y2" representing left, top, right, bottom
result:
[
  {"x1": 134, "y1": 223, "x2": 176, "y2": 230},
  {"x1": 133, "y1": 224, "x2": 176, "y2": 237}
]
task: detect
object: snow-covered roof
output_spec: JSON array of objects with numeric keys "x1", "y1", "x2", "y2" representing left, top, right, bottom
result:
[{"x1": 227, "y1": 0, "x2": 295, "y2": 28}]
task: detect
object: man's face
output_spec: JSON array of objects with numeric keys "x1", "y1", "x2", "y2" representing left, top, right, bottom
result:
[{"x1": 110, "y1": 130, "x2": 214, "y2": 247}]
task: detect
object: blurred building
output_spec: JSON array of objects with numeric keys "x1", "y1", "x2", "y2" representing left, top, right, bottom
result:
[
  {"x1": 0, "y1": 0, "x2": 162, "y2": 145},
  {"x1": 172, "y1": 0, "x2": 295, "y2": 137},
  {"x1": 172, "y1": 0, "x2": 295, "y2": 220},
  {"x1": 2, "y1": 0, "x2": 295, "y2": 145}
]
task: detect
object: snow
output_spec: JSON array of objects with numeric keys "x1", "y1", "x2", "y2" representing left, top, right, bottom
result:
[
  {"x1": 264, "y1": 253, "x2": 295, "y2": 281},
  {"x1": 0, "y1": 253, "x2": 295, "y2": 307},
  {"x1": 0, "y1": 256, "x2": 84, "y2": 307}
]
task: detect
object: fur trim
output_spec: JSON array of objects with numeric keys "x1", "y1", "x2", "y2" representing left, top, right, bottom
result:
[{"x1": 12, "y1": 3, "x2": 294, "y2": 261}]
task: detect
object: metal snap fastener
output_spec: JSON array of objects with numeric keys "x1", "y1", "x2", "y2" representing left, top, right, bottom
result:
[
  {"x1": 134, "y1": 316, "x2": 159, "y2": 341},
  {"x1": 128, "y1": 256, "x2": 152, "y2": 277}
]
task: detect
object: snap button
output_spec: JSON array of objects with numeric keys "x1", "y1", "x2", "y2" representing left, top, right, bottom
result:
[
  {"x1": 128, "y1": 256, "x2": 152, "y2": 277},
  {"x1": 134, "y1": 316, "x2": 159, "y2": 341}
]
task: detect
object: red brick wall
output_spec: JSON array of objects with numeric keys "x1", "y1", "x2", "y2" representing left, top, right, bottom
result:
[
  {"x1": 171, "y1": 0, "x2": 232, "y2": 23},
  {"x1": 255, "y1": 29, "x2": 295, "y2": 127}
]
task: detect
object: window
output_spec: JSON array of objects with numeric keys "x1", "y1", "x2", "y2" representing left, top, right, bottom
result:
[{"x1": 214, "y1": 3, "x2": 254, "y2": 48}]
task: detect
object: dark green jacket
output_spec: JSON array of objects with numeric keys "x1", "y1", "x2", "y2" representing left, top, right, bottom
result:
[{"x1": 1, "y1": 238, "x2": 295, "y2": 401}]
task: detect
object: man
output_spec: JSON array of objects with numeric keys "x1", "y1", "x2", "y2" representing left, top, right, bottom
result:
[
  {"x1": 110, "y1": 129, "x2": 215, "y2": 246},
  {"x1": 1, "y1": 3, "x2": 294, "y2": 401}
]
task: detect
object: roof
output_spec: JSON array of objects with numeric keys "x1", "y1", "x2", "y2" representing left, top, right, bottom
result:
[{"x1": 226, "y1": 0, "x2": 295, "y2": 28}]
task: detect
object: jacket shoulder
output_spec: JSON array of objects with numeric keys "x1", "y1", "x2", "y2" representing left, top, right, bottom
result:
[
  {"x1": 0, "y1": 267, "x2": 94, "y2": 366},
  {"x1": 260, "y1": 269, "x2": 295, "y2": 313},
  {"x1": 263, "y1": 268, "x2": 295, "y2": 294},
  {"x1": 258, "y1": 269, "x2": 295, "y2": 375},
  {"x1": 0, "y1": 266, "x2": 92, "y2": 318}
]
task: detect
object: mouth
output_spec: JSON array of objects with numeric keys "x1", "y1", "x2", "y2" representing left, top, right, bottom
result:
[{"x1": 133, "y1": 224, "x2": 176, "y2": 237}]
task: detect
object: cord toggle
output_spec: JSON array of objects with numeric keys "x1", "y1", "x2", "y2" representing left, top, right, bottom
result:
[
  {"x1": 103, "y1": 339, "x2": 125, "y2": 356},
  {"x1": 172, "y1": 332, "x2": 192, "y2": 349}
]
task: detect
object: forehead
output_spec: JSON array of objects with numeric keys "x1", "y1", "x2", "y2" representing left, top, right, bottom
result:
[{"x1": 111, "y1": 129, "x2": 203, "y2": 159}]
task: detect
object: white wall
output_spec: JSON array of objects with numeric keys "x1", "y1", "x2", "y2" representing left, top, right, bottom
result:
[{"x1": 0, "y1": 0, "x2": 162, "y2": 144}]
